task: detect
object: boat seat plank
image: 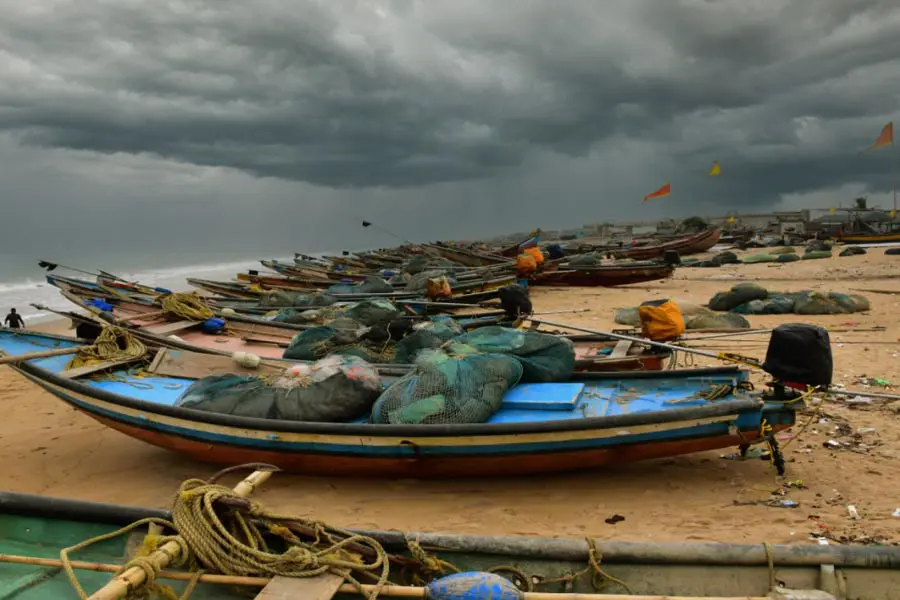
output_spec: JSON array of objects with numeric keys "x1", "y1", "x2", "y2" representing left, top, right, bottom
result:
[
  {"x1": 242, "y1": 337, "x2": 290, "y2": 348},
  {"x1": 144, "y1": 320, "x2": 200, "y2": 335},
  {"x1": 59, "y1": 356, "x2": 145, "y2": 379},
  {"x1": 255, "y1": 574, "x2": 344, "y2": 600},
  {"x1": 501, "y1": 382, "x2": 584, "y2": 411},
  {"x1": 148, "y1": 348, "x2": 283, "y2": 379},
  {"x1": 610, "y1": 340, "x2": 633, "y2": 358}
]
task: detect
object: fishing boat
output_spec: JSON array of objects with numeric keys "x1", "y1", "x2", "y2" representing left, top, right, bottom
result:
[
  {"x1": 1, "y1": 327, "x2": 794, "y2": 478},
  {"x1": 612, "y1": 228, "x2": 721, "y2": 261},
  {"x1": 833, "y1": 231, "x2": 900, "y2": 244},
  {"x1": 530, "y1": 263, "x2": 675, "y2": 287},
  {"x1": 1, "y1": 489, "x2": 892, "y2": 599}
]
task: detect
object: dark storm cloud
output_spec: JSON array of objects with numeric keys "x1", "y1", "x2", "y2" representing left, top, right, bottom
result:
[{"x1": 0, "y1": 0, "x2": 899, "y2": 206}]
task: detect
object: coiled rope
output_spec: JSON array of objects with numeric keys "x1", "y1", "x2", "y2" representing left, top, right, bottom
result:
[
  {"x1": 60, "y1": 468, "x2": 634, "y2": 600},
  {"x1": 61, "y1": 468, "x2": 390, "y2": 600},
  {"x1": 65, "y1": 326, "x2": 147, "y2": 371},
  {"x1": 159, "y1": 293, "x2": 215, "y2": 321}
]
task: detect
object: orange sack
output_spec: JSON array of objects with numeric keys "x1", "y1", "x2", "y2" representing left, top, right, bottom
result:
[
  {"x1": 638, "y1": 299, "x2": 685, "y2": 342},
  {"x1": 516, "y1": 253, "x2": 538, "y2": 275},
  {"x1": 524, "y1": 246, "x2": 545, "y2": 265}
]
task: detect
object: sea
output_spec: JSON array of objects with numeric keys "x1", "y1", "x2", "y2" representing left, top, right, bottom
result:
[{"x1": 0, "y1": 252, "x2": 306, "y2": 325}]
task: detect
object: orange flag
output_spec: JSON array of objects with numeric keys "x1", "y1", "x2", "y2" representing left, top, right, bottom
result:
[
  {"x1": 867, "y1": 122, "x2": 893, "y2": 151},
  {"x1": 643, "y1": 182, "x2": 671, "y2": 202}
]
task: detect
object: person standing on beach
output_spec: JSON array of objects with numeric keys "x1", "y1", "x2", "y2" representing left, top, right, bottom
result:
[{"x1": 4, "y1": 308, "x2": 24, "y2": 329}]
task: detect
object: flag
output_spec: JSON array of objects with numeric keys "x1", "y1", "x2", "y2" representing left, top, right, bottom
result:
[
  {"x1": 829, "y1": 207, "x2": 836, "y2": 214},
  {"x1": 362, "y1": 221, "x2": 372, "y2": 227},
  {"x1": 727, "y1": 216, "x2": 735, "y2": 223},
  {"x1": 518, "y1": 232, "x2": 540, "y2": 250},
  {"x1": 643, "y1": 182, "x2": 671, "y2": 202},
  {"x1": 708, "y1": 161, "x2": 721, "y2": 176},
  {"x1": 866, "y1": 122, "x2": 893, "y2": 151}
]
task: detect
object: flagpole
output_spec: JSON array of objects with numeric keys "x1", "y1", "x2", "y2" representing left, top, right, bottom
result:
[{"x1": 893, "y1": 132, "x2": 897, "y2": 212}]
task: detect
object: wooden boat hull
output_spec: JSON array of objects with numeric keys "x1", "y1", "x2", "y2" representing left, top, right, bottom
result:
[
  {"x1": 530, "y1": 264, "x2": 674, "y2": 287},
  {"x1": 834, "y1": 231, "x2": 900, "y2": 244},
  {"x1": 2, "y1": 327, "x2": 792, "y2": 479},
  {"x1": 3, "y1": 491, "x2": 898, "y2": 599},
  {"x1": 613, "y1": 228, "x2": 721, "y2": 261},
  {"x1": 22, "y1": 371, "x2": 788, "y2": 478}
]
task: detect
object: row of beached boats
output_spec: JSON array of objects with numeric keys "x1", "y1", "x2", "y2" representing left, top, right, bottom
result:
[{"x1": 4, "y1": 227, "x2": 890, "y2": 599}]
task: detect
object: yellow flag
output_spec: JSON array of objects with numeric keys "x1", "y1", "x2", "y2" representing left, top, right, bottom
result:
[
  {"x1": 708, "y1": 161, "x2": 721, "y2": 176},
  {"x1": 891, "y1": 210, "x2": 897, "y2": 218},
  {"x1": 727, "y1": 216, "x2": 735, "y2": 223},
  {"x1": 829, "y1": 207, "x2": 836, "y2": 214}
]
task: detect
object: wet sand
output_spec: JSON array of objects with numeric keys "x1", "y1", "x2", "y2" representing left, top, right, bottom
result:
[{"x1": 2, "y1": 249, "x2": 900, "y2": 545}]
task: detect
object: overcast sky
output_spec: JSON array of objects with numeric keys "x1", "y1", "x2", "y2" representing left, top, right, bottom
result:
[{"x1": 2, "y1": 0, "x2": 899, "y2": 271}]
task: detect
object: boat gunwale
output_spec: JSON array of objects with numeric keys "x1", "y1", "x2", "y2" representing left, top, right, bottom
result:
[{"x1": 1, "y1": 490, "x2": 898, "y2": 569}]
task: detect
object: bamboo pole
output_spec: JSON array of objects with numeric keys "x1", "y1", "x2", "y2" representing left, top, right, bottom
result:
[
  {"x1": 0, "y1": 345, "x2": 88, "y2": 366},
  {"x1": 87, "y1": 469, "x2": 272, "y2": 600},
  {"x1": 0, "y1": 554, "x2": 768, "y2": 600}
]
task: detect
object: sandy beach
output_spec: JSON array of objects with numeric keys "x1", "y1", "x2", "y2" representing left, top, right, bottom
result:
[{"x1": 3, "y1": 249, "x2": 900, "y2": 546}]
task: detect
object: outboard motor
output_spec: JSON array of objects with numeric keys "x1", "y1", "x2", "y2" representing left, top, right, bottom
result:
[
  {"x1": 762, "y1": 324, "x2": 833, "y2": 392},
  {"x1": 662, "y1": 250, "x2": 681, "y2": 266}
]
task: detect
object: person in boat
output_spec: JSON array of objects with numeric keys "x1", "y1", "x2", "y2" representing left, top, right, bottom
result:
[{"x1": 4, "y1": 308, "x2": 25, "y2": 329}]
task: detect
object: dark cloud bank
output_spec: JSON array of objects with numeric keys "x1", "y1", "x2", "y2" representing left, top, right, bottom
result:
[{"x1": 1, "y1": 0, "x2": 899, "y2": 270}]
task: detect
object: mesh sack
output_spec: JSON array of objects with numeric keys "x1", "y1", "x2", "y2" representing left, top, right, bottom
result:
[
  {"x1": 451, "y1": 326, "x2": 575, "y2": 382},
  {"x1": 327, "y1": 276, "x2": 393, "y2": 295},
  {"x1": 405, "y1": 269, "x2": 458, "y2": 292},
  {"x1": 176, "y1": 355, "x2": 382, "y2": 422},
  {"x1": 793, "y1": 291, "x2": 852, "y2": 315},
  {"x1": 730, "y1": 294, "x2": 796, "y2": 315},
  {"x1": 568, "y1": 253, "x2": 598, "y2": 266},
  {"x1": 283, "y1": 324, "x2": 398, "y2": 363},
  {"x1": 259, "y1": 290, "x2": 336, "y2": 308},
  {"x1": 708, "y1": 283, "x2": 768, "y2": 311},
  {"x1": 339, "y1": 299, "x2": 400, "y2": 327},
  {"x1": 370, "y1": 348, "x2": 523, "y2": 424},
  {"x1": 392, "y1": 319, "x2": 465, "y2": 364}
]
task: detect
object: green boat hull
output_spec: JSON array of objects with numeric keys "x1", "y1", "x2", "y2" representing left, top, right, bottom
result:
[{"x1": 1, "y1": 491, "x2": 898, "y2": 599}]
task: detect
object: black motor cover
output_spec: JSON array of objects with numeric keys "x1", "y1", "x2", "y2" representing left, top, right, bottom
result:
[
  {"x1": 498, "y1": 284, "x2": 533, "y2": 320},
  {"x1": 762, "y1": 323, "x2": 833, "y2": 387}
]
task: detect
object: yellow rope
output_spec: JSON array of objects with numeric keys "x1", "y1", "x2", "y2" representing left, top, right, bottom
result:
[
  {"x1": 65, "y1": 326, "x2": 147, "y2": 371},
  {"x1": 159, "y1": 293, "x2": 215, "y2": 321},
  {"x1": 60, "y1": 471, "x2": 637, "y2": 600}
]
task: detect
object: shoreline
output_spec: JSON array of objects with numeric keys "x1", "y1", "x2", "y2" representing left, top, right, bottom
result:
[{"x1": 1, "y1": 249, "x2": 899, "y2": 545}]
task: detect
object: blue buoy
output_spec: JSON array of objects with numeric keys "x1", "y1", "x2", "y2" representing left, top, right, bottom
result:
[
  {"x1": 425, "y1": 572, "x2": 523, "y2": 600},
  {"x1": 201, "y1": 317, "x2": 226, "y2": 334}
]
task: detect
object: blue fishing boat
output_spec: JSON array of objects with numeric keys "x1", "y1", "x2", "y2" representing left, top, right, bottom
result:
[{"x1": 0, "y1": 327, "x2": 795, "y2": 478}]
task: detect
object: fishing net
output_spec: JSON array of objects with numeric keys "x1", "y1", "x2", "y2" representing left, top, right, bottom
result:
[
  {"x1": 282, "y1": 320, "x2": 397, "y2": 363},
  {"x1": 739, "y1": 253, "x2": 778, "y2": 264},
  {"x1": 176, "y1": 355, "x2": 382, "y2": 422},
  {"x1": 777, "y1": 254, "x2": 801, "y2": 263},
  {"x1": 730, "y1": 294, "x2": 796, "y2": 315},
  {"x1": 65, "y1": 326, "x2": 148, "y2": 370},
  {"x1": 339, "y1": 299, "x2": 401, "y2": 327},
  {"x1": 793, "y1": 291, "x2": 853, "y2": 315},
  {"x1": 405, "y1": 255, "x2": 430, "y2": 275},
  {"x1": 405, "y1": 269, "x2": 457, "y2": 292},
  {"x1": 392, "y1": 319, "x2": 464, "y2": 364},
  {"x1": 370, "y1": 348, "x2": 523, "y2": 424},
  {"x1": 259, "y1": 290, "x2": 337, "y2": 309},
  {"x1": 802, "y1": 250, "x2": 833, "y2": 260},
  {"x1": 683, "y1": 312, "x2": 750, "y2": 330},
  {"x1": 452, "y1": 326, "x2": 575, "y2": 382},
  {"x1": 839, "y1": 246, "x2": 867, "y2": 257},
  {"x1": 770, "y1": 246, "x2": 797, "y2": 255},
  {"x1": 327, "y1": 276, "x2": 393, "y2": 295},
  {"x1": 568, "y1": 253, "x2": 598, "y2": 266},
  {"x1": 707, "y1": 283, "x2": 768, "y2": 311}
]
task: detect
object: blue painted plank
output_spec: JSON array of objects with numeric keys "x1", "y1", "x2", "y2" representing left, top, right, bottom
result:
[{"x1": 500, "y1": 382, "x2": 584, "y2": 411}]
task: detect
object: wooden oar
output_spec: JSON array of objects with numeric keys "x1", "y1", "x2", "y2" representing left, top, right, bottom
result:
[
  {"x1": 0, "y1": 553, "x2": 770, "y2": 600},
  {"x1": 88, "y1": 469, "x2": 272, "y2": 600},
  {"x1": 0, "y1": 345, "x2": 88, "y2": 366}
]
